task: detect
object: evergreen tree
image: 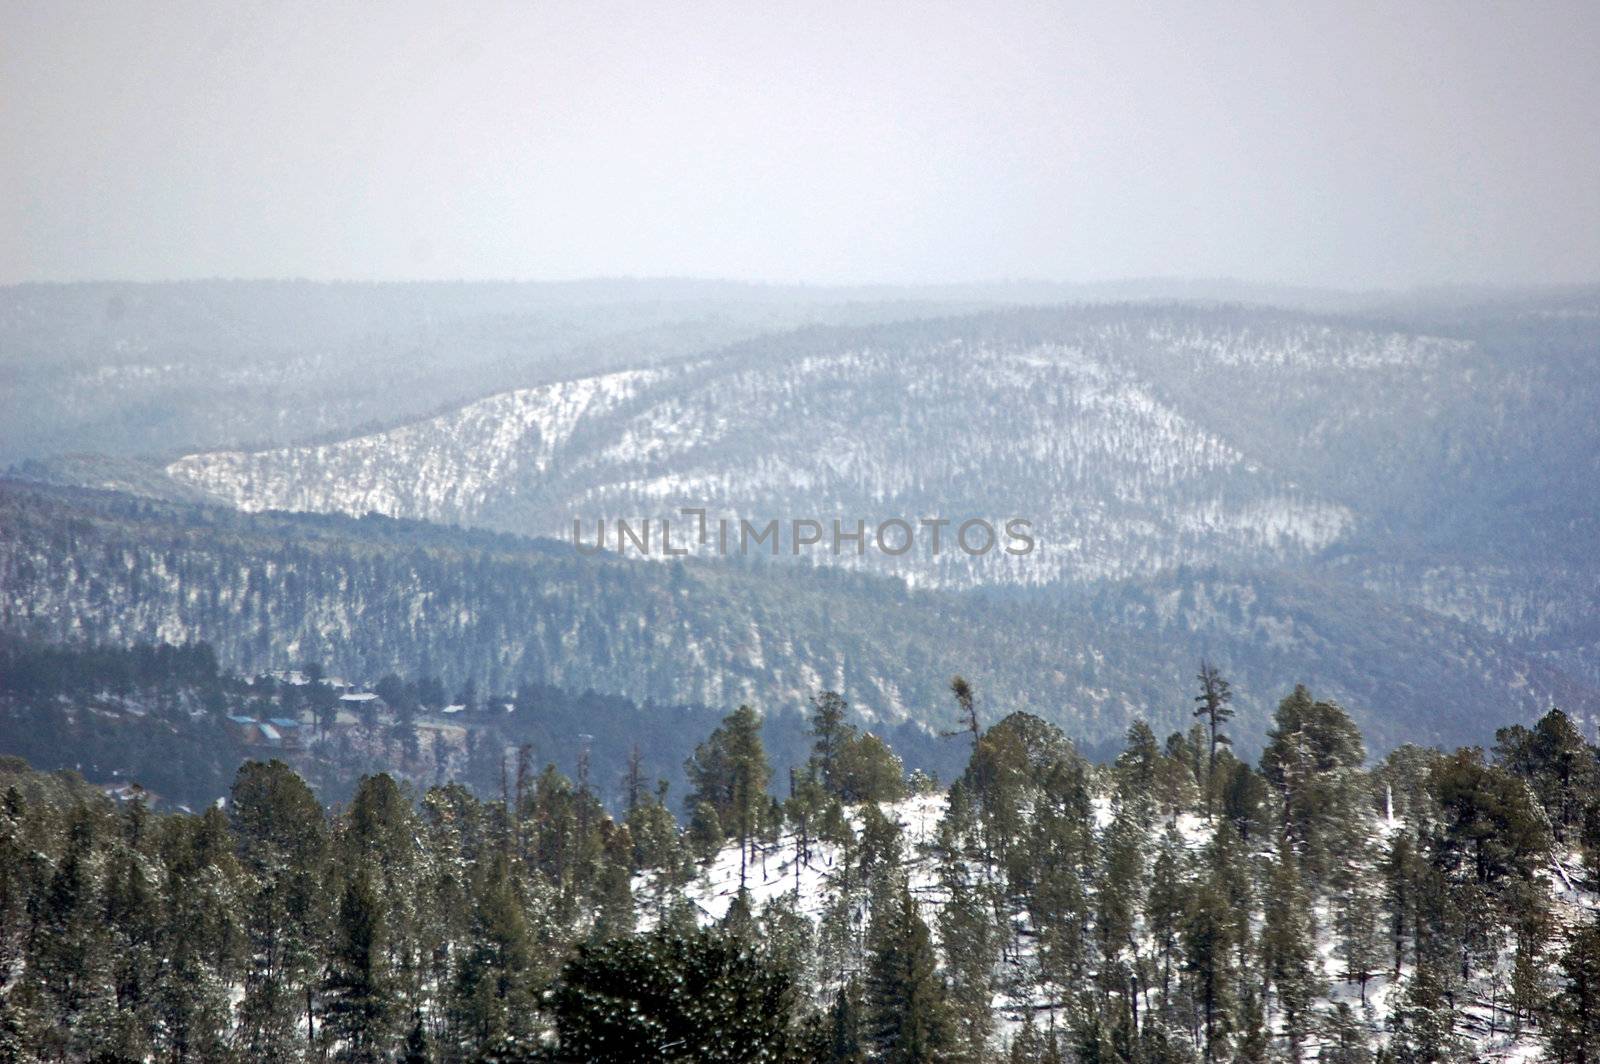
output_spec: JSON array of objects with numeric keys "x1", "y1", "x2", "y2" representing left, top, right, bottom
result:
[
  {"x1": 450, "y1": 853, "x2": 538, "y2": 1048},
  {"x1": 1183, "y1": 872, "x2": 1237, "y2": 1063},
  {"x1": 685, "y1": 705, "x2": 771, "y2": 890},
  {"x1": 1506, "y1": 878, "x2": 1550, "y2": 1034},
  {"x1": 823, "y1": 981, "x2": 867, "y2": 1064},
  {"x1": 1262, "y1": 841, "x2": 1319, "y2": 1061},
  {"x1": 320, "y1": 866, "x2": 393, "y2": 1062},
  {"x1": 230, "y1": 759, "x2": 328, "y2": 1059},
  {"x1": 1388, "y1": 960, "x2": 1463, "y2": 1064},
  {"x1": 1232, "y1": 985, "x2": 1269, "y2": 1064},
  {"x1": 811, "y1": 690, "x2": 853, "y2": 790},
  {"x1": 1550, "y1": 921, "x2": 1600, "y2": 1064},
  {"x1": 865, "y1": 886, "x2": 955, "y2": 1064},
  {"x1": 1193, "y1": 661, "x2": 1235, "y2": 783},
  {"x1": 948, "y1": 676, "x2": 980, "y2": 752},
  {"x1": 1116, "y1": 719, "x2": 1162, "y2": 817},
  {"x1": 1429, "y1": 749, "x2": 1551, "y2": 887},
  {"x1": 1494, "y1": 708, "x2": 1598, "y2": 844},
  {"x1": 935, "y1": 781, "x2": 998, "y2": 1056},
  {"x1": 1320, "y1": 1002, "x2": 1371, "y2": 1064},
  {"x1": 1332, "y1": 841, "x2": 1384, "y2": 1006},
  {"x1": 547, "y1": 928, "x2": 790, "y2": 1063},
  {"x1": 1259, "y1": 686, "x2": 1366, "y2": 878},
  {"x1": 1144, "y1": 824, "x2": 1187, "y2": 1020},
  {"x1": 1095, "y1": 799, "x2": 1148, "y2": 1017}
]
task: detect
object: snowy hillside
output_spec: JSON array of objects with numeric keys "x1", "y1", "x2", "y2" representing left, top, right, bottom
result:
[
  {"x1": 9, "y1": 481, "x2": 1598, "y2": 753},
  {"x1": 168, "y1": 368, "x2": 665, "y2": 525},
  {"x1": 649, "y1": 786, "x2": 1587, "y2": 1062},
  {"x1": 160, "y1": 307, "x2": 1480, "y2": 588}
]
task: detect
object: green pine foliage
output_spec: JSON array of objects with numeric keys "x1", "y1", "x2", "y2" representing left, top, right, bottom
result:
[{"x1": 0, "y1": 670, "x2": 1596, "y2": 1062}]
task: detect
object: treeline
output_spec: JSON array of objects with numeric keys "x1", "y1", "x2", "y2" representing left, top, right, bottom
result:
[
  {"x1": 3, "y1": 669, "x2": 1600, "y2": 1062},
  {"x1": 0, "y1": 638, "x2": 968, "y2": 813},
  {"x1": 0, "y1": 637, "x2": 250, "y2": 806}
]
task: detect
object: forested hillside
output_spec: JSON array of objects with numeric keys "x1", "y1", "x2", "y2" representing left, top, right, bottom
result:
[
  {"x1": 1, "y1": 684, "x2": 1597, "y2": 1062},
  {"x1": 16, "y1": 293, "x2": 1600, "y2": 752},
  {"x1": 151, "y1": 299, "x2": 1600, "y2": 597},
  {"x1": 5, "y1": 481, "x2": 1595, "y2": 755}
]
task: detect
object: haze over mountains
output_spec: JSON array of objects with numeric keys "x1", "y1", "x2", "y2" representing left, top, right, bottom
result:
[{"x1": 6, "y1": 280, "x2": 1600, "y2": 754}]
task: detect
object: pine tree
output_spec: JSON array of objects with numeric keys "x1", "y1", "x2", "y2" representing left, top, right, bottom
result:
[
  {"x1": 1389, "y1": 959, "x2": 1463, "y2": 1064},
  {"x1": 689, "y1": 800, "x2": 723, "y2": 862},
  {"x1": 25, "y1": 813, "x2": 105, "y2": 1057},
  {"x1": 1193, "y1": 661, "x2": 1235, "y2": 785},
  {"x1": 1382, "y1": 832, "x2": 1420, "y2": 975},
  {"x1": 547, "y1": 928, "x2": 790, "y2": 1063},
  {"x1": 685, "y1": 705, "x2": 771, "y2": 890},
  {"x1": 1145, "y1": 823, "x2": 1187, "y2": 1018},
  {"x1": 402, "y1": 1015, "x2": 431, "y2": 1064},
  {"x1": 1429, "y1": 749, "x2": 1552, "y2": 887},
  {"x1": 811, "y1": 690, "x2": 853, "y2": 791},
  {"x1": 450, "y1": 853, "x2": 538, "y2": 1049},
  {"x1": 1182, "y1": 876, "x2": 1236, "y2": 1064},
  {"x1": 1320, "y1": 1002, "x2": 1372, "y2": 1064},
  {"x1": 622, "y1": 743, "x2": 646, "y2": 812},
  {"x1": 1259, "y1": 686, "x2": 1366, "y2": 877},
  {"x1": 231, "y1": 759, "x2": 328, "y2": 1058},
  {"x1": 321, "y1": 865, "x2": 393, "y2": 1062},
  {"x1": 1232, "y1": 985, "x2": 1269, "y2": 1064},
  {"x1": 823, "y1": 981, "x2": 866, "y2": 1064},
  {"x1": 1506, "y1": 878, "x2": 1550, "y2": 1034},
  {"x1": 1218, "y1": 756, "x2": 1267, "y2": 843},
  {"x1": 1095, "y1": 798, "x2": 1149, "y2": 1028},
  {"x1": 153, "y1": 807, "x2": 239, "y2": 1064},
  {"x1": 1262, "y1": 841, "x2": 1319, "y2": 1061},
  {"x1": 1550, "y1": 921, "x2": 1600, "y2": 1064},
  {"x1": 1116, "y1": 720, "x2": 1162, "y2": 817},
  {"x1": 938, "y1": 840, "x2": 999, "y2": 1058},
  {"x1": 1029, "y1": 787, "x2": 1091, "y2": 1008},
  {"x1": 865, "y1": 886, "x2": 955, "y2": 1064},
  {"x1": 1494, "y1": 708, "x2": 1598, "y2": 844},
  {"x1": 1332, "y1": 839, "x2": 1384, "y2": 1006},
  {"x1": 949, "y1": 676, "x2": 980, "y2": 751}
]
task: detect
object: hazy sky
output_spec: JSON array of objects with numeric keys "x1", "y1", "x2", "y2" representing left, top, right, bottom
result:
[{"x1": 3, "y1": 1, "x2": 1597, "y2": 288}]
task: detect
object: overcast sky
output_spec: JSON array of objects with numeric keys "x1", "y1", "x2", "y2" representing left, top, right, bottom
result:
[{"x1": 3, "y1": 1, "x2": 1597, "y2": 288}]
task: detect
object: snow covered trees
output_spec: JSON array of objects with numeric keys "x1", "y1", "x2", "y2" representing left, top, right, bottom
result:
[
  {"x1": 865, "y1": 886, "x2": 956, "y2": 1064},
  {"x1": 546, "y1": 927, "x2": 791, "y2": 1062},
  {"x1": 686, "y1": 705, "x2": 771, "y2": 890},
  {"x1": 1, "y1": 683, "x2": 1598, "y2": 1062}
]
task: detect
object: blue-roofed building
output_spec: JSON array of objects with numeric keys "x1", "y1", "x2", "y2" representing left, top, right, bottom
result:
[{"x1": 268, "y1": 717, "x2": 304, "y2": 748}]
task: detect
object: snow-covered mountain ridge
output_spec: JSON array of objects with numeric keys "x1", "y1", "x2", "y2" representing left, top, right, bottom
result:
[
  {"x1": 161, "y1": 307, "x2": 1477, "y2": 588},
  {"x1": 168, "y1": 368, "x2": 664, "y2": 525}
]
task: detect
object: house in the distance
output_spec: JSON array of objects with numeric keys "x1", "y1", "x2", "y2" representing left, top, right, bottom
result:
[{"x1": 267, "y1": 717, "x2": 305, "y2": 749}]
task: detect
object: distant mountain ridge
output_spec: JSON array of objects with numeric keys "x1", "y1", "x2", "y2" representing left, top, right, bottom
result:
[{"x1": 152, "y1": 301, "x2": 1600, "y2": 595}]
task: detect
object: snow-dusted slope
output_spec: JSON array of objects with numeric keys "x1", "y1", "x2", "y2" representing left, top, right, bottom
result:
[
  {"x1": 645, "y1": 792, "x2": 1574, "y2": 1062},
  {"x1": 161, "y1": 308, "x2": 1484, "y2": 588},
  {"x1": 167, "y1": 368, "x2": 662, "y2": 524},
  {"x1": 541, "y1": 342, "x2": 1351, "y2": 586}
]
